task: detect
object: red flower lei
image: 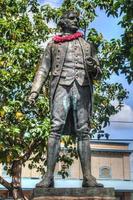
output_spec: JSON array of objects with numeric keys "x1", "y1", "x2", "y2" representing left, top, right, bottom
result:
[{"x1": 52, "y1": 32, "x2": 83, "y2": 43}]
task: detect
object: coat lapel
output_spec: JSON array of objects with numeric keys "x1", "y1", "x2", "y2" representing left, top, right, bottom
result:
[
  {"x1": 50, "y1": 41, "x2": 68, "y2": 104},
  {"x1": 57, "y1": 41, "x2": 68, "y2": 68}
]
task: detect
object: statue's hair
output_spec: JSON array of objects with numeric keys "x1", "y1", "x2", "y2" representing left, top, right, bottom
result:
[{"x1": 58, "y1": 10, "x2": 80, "y2": 29}]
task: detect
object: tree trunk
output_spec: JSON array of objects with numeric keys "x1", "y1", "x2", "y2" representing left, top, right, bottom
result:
[
  {"x1": 0, "y1": 140, "x2": 41, "y2": 199},
  {"x1": 11, "y1": 160, "x2": 27, "y2": 200}
]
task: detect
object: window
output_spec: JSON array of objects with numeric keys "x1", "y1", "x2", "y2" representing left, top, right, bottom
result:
[{"x1": 99, "y1": 166, "x2": 112, "y2": 179}]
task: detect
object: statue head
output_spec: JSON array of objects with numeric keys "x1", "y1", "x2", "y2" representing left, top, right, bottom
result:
[{"x1": 58, "y1": 10, "x2": 80, "y2": 34}]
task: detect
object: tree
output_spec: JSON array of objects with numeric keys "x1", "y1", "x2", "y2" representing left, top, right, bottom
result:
[
  {"x1": 0, "y1": 0, "x2": 132, "y2": 199},
  {"x1": 0, "y1": 0, "x2": 51, "y2": 198}
]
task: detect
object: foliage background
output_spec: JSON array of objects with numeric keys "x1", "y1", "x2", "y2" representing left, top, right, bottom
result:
[{"x1": 0, "y1": 0, "x2": 132, "y2": 178}]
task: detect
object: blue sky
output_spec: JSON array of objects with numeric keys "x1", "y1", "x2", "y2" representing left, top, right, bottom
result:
[
  {"x1": 90, "y1": 9, "x2": 133, "y2": 140},
  {"x1": 38, "y1": 0, "x2": 133, "y2": 140}
]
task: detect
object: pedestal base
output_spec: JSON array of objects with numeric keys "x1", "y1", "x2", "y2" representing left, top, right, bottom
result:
[{"x1": 31, "y1": 187, "x2": 116, "y2": 200}]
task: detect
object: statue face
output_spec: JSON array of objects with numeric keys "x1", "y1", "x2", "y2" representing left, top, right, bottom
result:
[{"x1": 62, "y1": 12, "x2": 79, "y2": 33}]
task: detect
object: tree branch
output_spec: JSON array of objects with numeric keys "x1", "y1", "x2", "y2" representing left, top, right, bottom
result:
[
  {"x1": 21, "y1": 139, "x2": 41, "y2": 163},
  {"x1": 0, "y1": 176, "x2": 12, "y2": 191}
]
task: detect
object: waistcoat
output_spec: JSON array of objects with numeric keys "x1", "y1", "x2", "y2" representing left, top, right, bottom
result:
[{"x1": 59, "y1": 39, "x2": 89, "y2": 86}]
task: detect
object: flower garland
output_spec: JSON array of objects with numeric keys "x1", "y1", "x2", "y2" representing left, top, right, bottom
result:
[{"x1": 52, "y1": 32, "x2": 83, "y2": 43}]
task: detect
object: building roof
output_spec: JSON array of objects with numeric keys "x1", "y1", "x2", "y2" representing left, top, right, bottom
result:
[
  {"x1": 91, "y1": 139, "x2": 130, "y2": 145},
  {"x1": 0, "y1": 178, "x2": 133, "y2": 192},
  {"x1": 92, "y1": 149, "x2": 133, "y2": 153}
]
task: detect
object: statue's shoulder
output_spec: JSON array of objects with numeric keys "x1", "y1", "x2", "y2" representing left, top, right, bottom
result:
[
  {"x1": 47, "y1": 39, "x2": 54, "y2": 47},
  {"x1": 84, "y1": 39, "x2": 93, "y2": 46},
  {"x1": 79, "y1": 37, "x2": 92, "y2": 47},
  {"x1": 86, "y1": 40, "x2": 97, "y2": 48},
  {"x1": 85, "y1": 39, "x2": 97, "y2": 50},
  {"x1": 40, "y1": 38, "x2": 54, "y2": 51}
]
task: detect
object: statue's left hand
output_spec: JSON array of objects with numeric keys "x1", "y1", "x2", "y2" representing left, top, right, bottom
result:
[{"x1": 85, "y1": 56, "x2": 97, "y2": 72}]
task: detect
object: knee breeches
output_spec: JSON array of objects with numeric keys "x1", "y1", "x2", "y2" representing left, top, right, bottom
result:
[{"x1": 50, "y1": 81, "x2": 91, "y2": 139}]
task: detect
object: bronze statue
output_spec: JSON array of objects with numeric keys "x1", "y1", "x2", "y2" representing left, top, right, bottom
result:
[{"x1": 28, "y1": 11, "x2": 103, "y2": 188}]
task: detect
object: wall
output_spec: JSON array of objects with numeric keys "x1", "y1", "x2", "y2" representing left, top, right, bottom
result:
[{"x1": 0, "y1": 142, "x2": 131, "y2": 180}]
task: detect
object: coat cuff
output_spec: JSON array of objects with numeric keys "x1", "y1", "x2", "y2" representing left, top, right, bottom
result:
[{"x1": 30, "y1": 91, "x2": 39, "y2": 97}]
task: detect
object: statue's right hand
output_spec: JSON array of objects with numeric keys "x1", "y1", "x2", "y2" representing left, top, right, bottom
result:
[{"x1": 28, "y1": 92, "x2": 38, "y2": 105}]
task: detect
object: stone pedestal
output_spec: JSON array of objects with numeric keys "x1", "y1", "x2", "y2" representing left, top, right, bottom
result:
[{"x1": 31, "y1": 187, "x2": 116, "y2": 200}]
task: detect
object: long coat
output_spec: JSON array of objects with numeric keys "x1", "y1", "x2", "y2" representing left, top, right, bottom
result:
[{"x1": 31, "y1": 36, "x2": 101, "y2": 135}]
